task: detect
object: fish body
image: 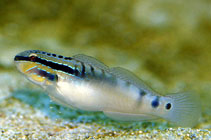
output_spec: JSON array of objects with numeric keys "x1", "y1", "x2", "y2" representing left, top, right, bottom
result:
[{"x1": 14, "y1": 50, "x2": 201, "y2": 127}]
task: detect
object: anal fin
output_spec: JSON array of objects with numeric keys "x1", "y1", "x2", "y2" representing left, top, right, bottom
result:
[{"x1": 104, "y1": 111, "x2": 159, "y2": 121}]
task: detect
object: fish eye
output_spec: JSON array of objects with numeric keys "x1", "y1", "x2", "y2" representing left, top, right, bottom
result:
[
  {"x1": 165, "y1": 103, "x2": 172, "y2": 110},
  {"x1": 29, "y1": 53, "x2": 37, "y2": 57},
  {"x1": 29, "y1": 53, "x2": 37, "y2": 61}
]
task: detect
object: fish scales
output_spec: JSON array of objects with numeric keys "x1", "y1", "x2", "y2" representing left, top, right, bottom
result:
[{"x1": 14, "y1": 50, "x2": 201, "y2": 127}]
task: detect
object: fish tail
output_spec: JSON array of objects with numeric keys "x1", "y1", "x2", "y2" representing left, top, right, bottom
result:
[{"x1": 162, "y1": 92, "x2": 201, "y2": 127}]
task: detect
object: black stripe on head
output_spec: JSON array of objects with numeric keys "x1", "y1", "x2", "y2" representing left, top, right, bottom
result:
[
  {"x1": 35, "y1": 57, "x2": 77, "y2": 75},
  {"x1": 38, "y1": 69, "x2": 58, "y2": 81},
  {"x1": 14, "y1": 56, "x2": 30, "y2": 61},
  {"x1": 38, "y1": 69, "x2": 48, "y2": 77},
  {"x1": 15, "y1": 56, "x2": 80, "y2": 77}
]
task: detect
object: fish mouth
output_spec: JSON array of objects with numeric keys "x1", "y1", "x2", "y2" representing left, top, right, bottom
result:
[
  {"x1": 14, "y1": 55, "x2": 30, "y2": 61},
  {"x1": 14, "y1": 61, "x2": 25, "y2": 73}
]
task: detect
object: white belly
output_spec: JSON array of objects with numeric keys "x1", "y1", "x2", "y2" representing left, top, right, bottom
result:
[
  {"x1": 47, "y1": 78, "x2": 136, "y2": 112},
  {"x1": 55, "y1": 80, "x2": 107, "y2": 111},
  {"x1": 47, "y1": 78, "x2": 152, "y2": 114}
]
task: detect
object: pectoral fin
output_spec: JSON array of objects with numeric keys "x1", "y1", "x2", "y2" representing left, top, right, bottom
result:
[{"x1": 48, "y1": 95, "x2": 76, "y2": 109}]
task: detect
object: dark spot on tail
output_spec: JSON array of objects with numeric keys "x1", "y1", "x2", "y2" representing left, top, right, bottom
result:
[{"x1": 165, "y1": 103, "x2": 172, "y2": 110}]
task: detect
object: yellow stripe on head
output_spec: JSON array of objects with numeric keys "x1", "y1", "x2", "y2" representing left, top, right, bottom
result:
[{"x1": 30, "y1": 74, "x2": 46, "y2": 83}]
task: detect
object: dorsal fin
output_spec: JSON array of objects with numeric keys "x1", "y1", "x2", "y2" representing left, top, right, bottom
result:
[
  {"x1": 73, "y1": 54, "x2": 109, "y2": 70},
  {"x1": 109, "y1": 67, "x2": 153, "y2": 91}
]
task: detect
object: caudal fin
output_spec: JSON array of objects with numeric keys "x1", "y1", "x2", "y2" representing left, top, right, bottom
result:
[{"x1": 162, "y1": 92, "x2": 201, "y2": 127}]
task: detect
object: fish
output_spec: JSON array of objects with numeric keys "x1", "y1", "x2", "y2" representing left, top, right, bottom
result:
[{"x1": 14, "y1": 50, "x2": 201, "y2": 127}]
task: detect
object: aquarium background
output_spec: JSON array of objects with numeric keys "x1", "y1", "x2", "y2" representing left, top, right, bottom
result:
[{"x1": 0, "y1": 0, "x2": 210, "y2": 139}]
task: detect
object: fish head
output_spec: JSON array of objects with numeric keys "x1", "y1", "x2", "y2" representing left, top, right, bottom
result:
[{"x1": 14, "y1": 50, "x2": 58, "y2": 87}]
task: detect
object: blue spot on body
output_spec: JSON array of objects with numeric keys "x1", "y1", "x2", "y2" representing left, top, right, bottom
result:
[{"x1": 151, "y1": 97, "x2": 159, "y2": 108}]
